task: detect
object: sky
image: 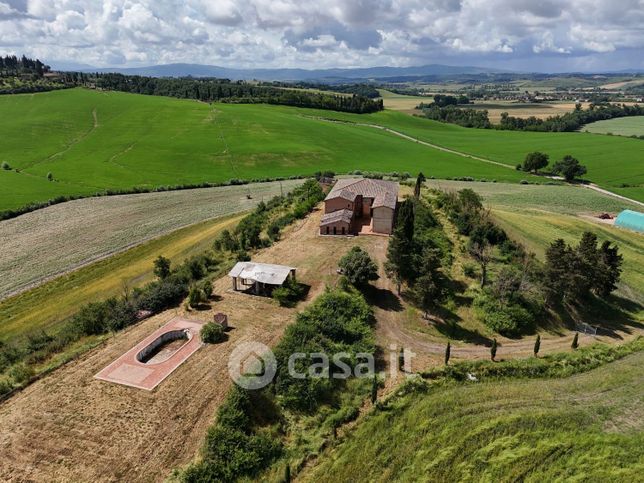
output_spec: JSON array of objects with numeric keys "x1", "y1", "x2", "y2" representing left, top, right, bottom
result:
[{"x1": 1, "y1": 0, "x2": 643, "y2": 73}]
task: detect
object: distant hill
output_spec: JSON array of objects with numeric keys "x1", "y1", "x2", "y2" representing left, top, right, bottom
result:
[{"x1": 71, "y1": 63, "x2": 503, "y2": 82}]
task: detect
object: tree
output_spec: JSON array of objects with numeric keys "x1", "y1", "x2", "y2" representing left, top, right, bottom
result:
[
  {"x1": 339, "y1": 246, "x2": 379, "y2": 287},
  {"x1": 153, "y1": 255, "x2": 171, "y2": 280},
  {"x1": 571, "y1": 332, "x2": 579, "y2": 350},
  {"x1": 398, "y1": 347, "x2": 405, "y2": 372},
  {"x1": 188, "y1": 286, "x2": 206, "y2": 308},
  {"x1": 490, "y1": 338, "x2": 497, "y2": 361},
  {"x1": 522, "y1": 152, "x2": 549, "y2": 173},
  {"x1": 444, "y1": 342, "x2": 451, "y2": 366},
  {"x1": 371, "y1": 375, "x2": 378, "y2": 404},
  {"x1": 46, "y1": 172, "x2": 53, "y2": 181},
  {"x1": 1, "y1": 161, "x2": 10, "y2": 170},
  {"x1": 552, "y1": 155, "x2": 587, "y2": 182},
  {"x1": 594, "y1": 240, "x2": 623, "y2": 297},
  {"x1": 385, "y1": 199, "x2": 416, "y2": 293},
  {"x1": 533, "y1": 334, "x2": 541, "y2": 357},
  {"x1": 412, "y1": 248, "x2": 447, "y2": 318},
  {"x1": 469, "y1": 241, "x2": 493, "y2": 288},
  {"x1": 414, "y1": 172, "x2": 426, "y2": 198}
]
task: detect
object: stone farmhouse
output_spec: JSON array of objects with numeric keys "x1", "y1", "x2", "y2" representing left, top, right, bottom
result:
[{"x1": 319, "y1": 178, "x2": 399, "y2": 236}]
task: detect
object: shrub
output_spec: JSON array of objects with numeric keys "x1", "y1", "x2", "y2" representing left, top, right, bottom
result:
[
  {"x1": 47, "y1": 172, "x2": 53, "y2": 181},
  {"x1": 201, "y1": 322, "x2": 225, "y2": 344},
  {"x1": 520, "y1": 179, "x2": 529, "y2": 185},
  {"x1": 473, "y1": 293, "x2": 535, "y2": 336},
  {"x1": 463, "y1": 263, "x2": 478, "y2": 278},
  {"x1": 1, "y1": 161, "x2": 10, "y2": 170},
  {"x1": 8, "y1": 362, "x2": 33, "y2": 384},
  {"x1": 272, "y1": 276, "x2": 305, "y2": 307}
]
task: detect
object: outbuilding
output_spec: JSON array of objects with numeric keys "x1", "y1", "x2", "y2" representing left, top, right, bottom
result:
[{"x1": 228, "y1": 261, "x2": 296, "y2": 295}]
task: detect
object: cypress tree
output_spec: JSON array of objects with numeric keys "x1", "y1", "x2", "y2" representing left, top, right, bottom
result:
[
  {"x1": 571, "y1": 332, "x2": 579, "y2": 350},
  {"x1": 414, "y1": 172, "x2": 426, "y2": 198},
  {"x1": 444, "y1": 341, "x2": 451, "y2": 366},
  {"x1": 398, "y1": 347, "x2": 405, "y2": 372},
  {"x1": 534, "y1": 334, "x2": 541, "y2": 357},
  {"x1": 491, "y1": 338, "x2": 497, "y2": 361},
  {"x1": 284, "y1": 464, "x2": 291, "y2": 483},
  {"x1": 371, "y1": 375, "x2": 378, "y2": 404}
]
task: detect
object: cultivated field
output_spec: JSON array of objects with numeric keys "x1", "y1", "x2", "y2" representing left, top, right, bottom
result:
[
  {"x1": 317, "y1": 110, "x2": 644, "y2": 202},
  {"x1": 0, "y1": 179, "x2": 303, "y2": 299},
  {"x1": 583, "y1": 116, "x2": 644, "y2": 136},
  {"x1": 378, "y1": 88, "x2": 430, "y2": 113},
  {"x1": 468, "y1": 100, "x2": 588, "y2": 123},
  {"x1": 0, "y1": 215, "x2": 243, "y2": 342},
  {"x1": 0, "y1": 88, "x2": 525, "y2": 212},
  {"x1": 301, "y1": 350, "x2": 644, "y2": 482}
]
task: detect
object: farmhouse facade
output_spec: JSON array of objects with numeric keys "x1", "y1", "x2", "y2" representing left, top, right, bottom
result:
[{"x1": 320, "y1": 178, "x2": 399, "y2": 235}]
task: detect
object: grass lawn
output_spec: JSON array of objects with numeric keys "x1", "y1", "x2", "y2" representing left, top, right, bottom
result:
[
  {"x1": 301, "y1": 350, "x2": 644, "y2": 482},
  {"x1": 0, "y1": 213, "x2": 242, "y2": 342},
  {"x1": 583, "y1": 116, "x2": 644, "y2": 137}
]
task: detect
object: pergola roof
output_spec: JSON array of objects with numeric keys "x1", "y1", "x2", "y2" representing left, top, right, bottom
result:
[{"x1": 228, "y1": 262, "x2": 295, "y2": 285}]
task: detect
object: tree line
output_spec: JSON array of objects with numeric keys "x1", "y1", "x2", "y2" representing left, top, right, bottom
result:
[
  {"x1": 419, "y1": 102, "x2": 643, "y2": 132},
  {"x1": 79, "y1": 73, "x2": 383, "y2": 113},
  {"x1": 0, "y1": 55, "x2": 50, "y2": 77}
]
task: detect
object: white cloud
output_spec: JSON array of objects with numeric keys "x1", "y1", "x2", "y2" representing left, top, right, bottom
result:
[{"x1": 0, "y1": 0, "x2": 641, "y2": 71}]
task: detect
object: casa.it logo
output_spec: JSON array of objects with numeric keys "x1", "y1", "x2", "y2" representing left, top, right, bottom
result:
[{"x1": 228, "y1": 341, "x2": 277, "y2": 390}]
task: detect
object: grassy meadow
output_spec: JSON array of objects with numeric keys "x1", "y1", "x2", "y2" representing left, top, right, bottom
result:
[
  {"x1": 301, "y1": 349, "x2": 644, "y2": 482},
  {"x1": 583, "y1": 116, "x2": 644, "y2": 136},
  {"x1": 0, "y1": 88, "x2": 527, "y2": 212}
]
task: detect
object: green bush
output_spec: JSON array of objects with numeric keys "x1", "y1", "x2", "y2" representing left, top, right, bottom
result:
[
  {"x1": 1, "y1": 161, "x2": 10, "y2": 170},
  {"x1": 462, "y1": 263, "x2": 478, "y2": 278},
  {"x1": 272, "y1": 276, "x2": 305, "y2": 307},
  {"x1": 473, "y1": 293, "x2": 534, "y2": 336},
  {"x1": 200, "y1": 322, "x2": 225, "y2": 344}
]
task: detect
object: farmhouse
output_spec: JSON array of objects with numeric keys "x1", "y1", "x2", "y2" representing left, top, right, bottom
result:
[
  {"x1": 229, "y1": 261, "x2": 296, "y2": 295},
  {"x1": 320, "y1": 178, "x2": 399, "y2": 235}
]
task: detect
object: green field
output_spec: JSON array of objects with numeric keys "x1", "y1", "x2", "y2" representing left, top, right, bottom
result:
[
  {"x1": 0, "y1": 88, "x2": 528, "y2": 212},
  {"x1": 584, "y1": 116, "x2": 644, "y2": 137},
  {"x1": 302, "y1": 350, "x2": 644, "y2": 482},
  {"x1": 2, "y1": 88, "x2": 643, "y2": 213},
  {"x1": 316, "y1": 109, "x2": 644, "y2": 202}
]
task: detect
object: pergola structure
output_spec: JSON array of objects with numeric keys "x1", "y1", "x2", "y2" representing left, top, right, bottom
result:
[{"x1": 228, "y1": 261, "x2": 296, "y2": 295}]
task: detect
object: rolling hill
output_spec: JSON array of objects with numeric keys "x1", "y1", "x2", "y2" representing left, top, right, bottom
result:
[{"x1": 0, "y1": 88, "x2": 642, "y2": 214}]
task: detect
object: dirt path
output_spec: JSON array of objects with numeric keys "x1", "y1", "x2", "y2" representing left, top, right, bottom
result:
[{"x1": 0, "y1": 209, "x2": 389, "y2": 482}]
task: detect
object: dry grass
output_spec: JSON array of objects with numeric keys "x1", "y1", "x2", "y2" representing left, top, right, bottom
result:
[
  {"x1": 0, "y1": 179, "x2": 303, "y2": 299},
  {"x1": 0, "y1": 207, "x2": 388, "y2": 482}
]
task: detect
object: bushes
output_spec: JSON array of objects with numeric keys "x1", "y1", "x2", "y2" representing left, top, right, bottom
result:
[
  {"x1": 473, "y1": 293, "x2": 535, "y2": 336},
  {"x1": 200, "y1": 322, "x2": 225, "y2": 344},
  {"x1": 272, "y1": 277, "x2": 306, "y2": 307}
]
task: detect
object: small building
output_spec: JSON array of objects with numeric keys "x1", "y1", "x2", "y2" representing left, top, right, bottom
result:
[
  {"x1": 229, "y1": 261, "x2": 296, "y2": 295},
  {"x1": 320, "y1": 178, "x2": 399, "y2": 236},
  {"x1": 614, "y1": 209, "x2": 644, "y2": 233}
]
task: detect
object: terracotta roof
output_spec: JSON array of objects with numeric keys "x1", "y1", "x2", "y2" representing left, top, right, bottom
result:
[
  {"x1": 320, "y1": 209, "x2": 353, "y2": 225},
  {"x1": 325, "y1": 178, "x2": 399, "y2": 205},
  {"x1": 372, "y1": 191, "x2": 397, "y2": 210}
]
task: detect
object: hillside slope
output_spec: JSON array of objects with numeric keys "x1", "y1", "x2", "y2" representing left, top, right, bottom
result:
[
  {"x1": 301, "y1": 350, "x2": 644, "y2": 482},
  {"x1": 0, "y1": 88, "x2": 525, "y2": 212}
]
